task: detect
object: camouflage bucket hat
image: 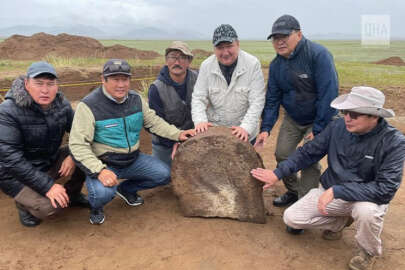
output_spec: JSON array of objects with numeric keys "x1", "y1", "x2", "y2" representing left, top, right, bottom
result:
[{"x1": 212, "y1": 24, "x2": 238, "y2": 46}]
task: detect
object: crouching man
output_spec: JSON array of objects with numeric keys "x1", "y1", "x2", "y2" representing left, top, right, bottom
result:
[
  {"x1": 69, "y1": 59, "x2": 195, "y2": 225},
  {"x1": 251, "y1": 86, "x2": 405, "y2": 270},
  {"x1": 0, "y1": 62, "x2": 89, "y2": 227}
]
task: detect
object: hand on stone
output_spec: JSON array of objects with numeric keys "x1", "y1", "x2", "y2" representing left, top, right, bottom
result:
[
  {"x1": 250, "y1": 168, "x2": 279, "y2": 190},
  {"x1": 231, "y1": 126, "x2": 249, "y2": 142},
  {"x1": 179, "y1": 129, "x2": 196, "y2": 141},
  {"x1": 195, "y1": 122, "x2": 213, "y2": 133}
]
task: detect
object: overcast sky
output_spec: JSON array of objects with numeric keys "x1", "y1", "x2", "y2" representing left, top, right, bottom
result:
[{"x1": 1, "y1": 0, "x2": 404, "y2": 39}]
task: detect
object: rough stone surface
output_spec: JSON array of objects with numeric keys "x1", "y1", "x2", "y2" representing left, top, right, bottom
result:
[{"x1": 171, "y1": 126, "x2": 266, "y2": 223}]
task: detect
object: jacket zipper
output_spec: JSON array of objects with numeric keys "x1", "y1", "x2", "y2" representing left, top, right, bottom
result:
[{"x1": 123, "y1": 117, "x2": 131, "y2": 153}]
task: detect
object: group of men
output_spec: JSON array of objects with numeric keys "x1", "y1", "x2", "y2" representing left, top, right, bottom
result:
[{"x1": 0, "y1": 14, "x2": 403, "y2": 270}]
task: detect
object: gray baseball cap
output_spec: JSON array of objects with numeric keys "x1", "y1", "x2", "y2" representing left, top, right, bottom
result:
[
  {"x1": 26, "y1": 61, "x2": 58, "y2": 78},
  {"x1": 102, "y1": 59, "x2": 132, "y2": 77},
  {"x1": 267, "y1": 15, "x2": 301, "y2": 40},
  {"x1": 165, "y1": 41, "x2": 193, "y2": 58},
  {"x1": 212, "y1": 24, "x2": 238, "y2": 46}
]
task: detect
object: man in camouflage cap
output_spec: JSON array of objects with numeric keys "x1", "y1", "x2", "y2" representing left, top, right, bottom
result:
[
  {"x1": 148, "y1": 41, "x2": 198, "y2": 166},
  {"x1": 192, "y1": 24, "x2": 265, "y2": 143}
]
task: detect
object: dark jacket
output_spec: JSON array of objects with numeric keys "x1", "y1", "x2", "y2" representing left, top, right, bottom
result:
[
  {"x1": 274, "y1": 117, "x2": 405, "y2": 205},
  {"x1": 261, "y1": 37, "x2": 339, "y2": 135},
  {"x1": 148, "y1": 66, "x2": 197, "y2": 147},
  {"x1": 0, "y1": 76, "x2": 74, "y2": 197}
]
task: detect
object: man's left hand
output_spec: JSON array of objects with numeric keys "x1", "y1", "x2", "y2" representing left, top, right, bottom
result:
[
  {"x1": 171, "y1": 142, "x2": 180, "y2": 160},
  {"x1": 304, "y1": 132, "x2": 314, "y2": 141},
  {"x1": 59, "y1": 155, "x2": 76, "y2": 177},
  {"x1": 231, "y1": 126, "x2": 249, "y2": 142},
  {"x1": 318, "y1": 187, "x2": 334, "y2": 215},
  {"x1": 178, "y1": 129, "x2": 196, "y2": 141}
]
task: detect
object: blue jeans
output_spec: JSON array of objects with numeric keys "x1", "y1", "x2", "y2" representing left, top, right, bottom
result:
[
  {"x1": 86, "y1": 153, "x2": 171, "y2": 209},
  {"x1": 152, "y1": 143, "x2": 173, "y2": 167}
]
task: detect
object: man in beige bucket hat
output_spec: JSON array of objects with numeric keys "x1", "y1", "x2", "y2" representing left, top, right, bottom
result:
[
  {"x1": 251, "y1": 86, "x2": 405, "y2": 270},
  {"x1": 148, "y1": 41, "x2": 197, "y2": 166}
]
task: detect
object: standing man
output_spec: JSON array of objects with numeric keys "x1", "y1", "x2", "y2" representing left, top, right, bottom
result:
[
  {"x1": 69, "y1": 59, "x2": 195, "y2": 225},
  {"x1": 252, "y1": 87, "x2": 405, "y2": 270},
  {"x1": 0, "y1": 61, "x2": 88, "y2": 227},
  {"x1": 148, "y1": 41, "x2": 197, "y2": 166},
  {"x1": 255, "y1": 15, "x2": 339, "y2": 207},
  {"x1": 192, "y1": 24, "x2": 266, "y2": 143}
]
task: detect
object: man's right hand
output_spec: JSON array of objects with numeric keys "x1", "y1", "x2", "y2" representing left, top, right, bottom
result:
[
  {"x1": 254, "y1": 131, "x2": 269, "y2": 150},
  {"x1": 46, "y1": 183, "x2": 69, "y2": 208},
  {"x1": 98, "y1": 169, "x2": 118, "y2": 187},
  {"x1": 195, "y1": 122, "x2": 213, "y2": 133},
  {"x1": 250, "y1": 168, "x2": 279, "y2": 190}
]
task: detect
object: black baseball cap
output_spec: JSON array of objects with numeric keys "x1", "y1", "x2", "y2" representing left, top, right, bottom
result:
[
  {"x1": 212, "y1": 24, "x2": 238, "y2": 46},
  {"x1": 102, "y1": 59, "x2": 132, "y2": 77},
  {"x1": 267, "y1": 15, "x2": 301, "y2": 40}
]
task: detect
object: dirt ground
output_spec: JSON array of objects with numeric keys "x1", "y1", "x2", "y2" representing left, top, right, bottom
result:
[{"x1": 0, "y1": 68, "x2": 405, "y2": 270}]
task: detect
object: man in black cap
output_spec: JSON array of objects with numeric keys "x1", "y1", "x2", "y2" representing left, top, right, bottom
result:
[
  {"x1": 192, "y1": 24, "x2": 265, "y2": 143},
  {"x1": 69, "y1": 59, "x2": 195, "y2": 225},
  {"x1": 0, "y1": 61, "x2": 89, "y2": 227},
  {"x1": 255, "y1": 15, "x2": 339, "y2": 216}
]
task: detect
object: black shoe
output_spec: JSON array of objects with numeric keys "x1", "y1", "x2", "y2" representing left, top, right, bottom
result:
[
  {"x1": 89, "y1": 208, "x2": 105, "y2": 225},
  {"x1": 273, "y1": 191, "x2": 298, "y2": 207},
  {"x1": 15, "y1": 203, "x2": 41, "y2": 227},
  {"x1": 286, "y1": 225, "x2": 304, "y2": 235},
  {"x1": 116, "y1": 186, "x2": 144, "y2": 206},
  {"x1": 69, "y1": 193, "x2": 90, "y2": 208}
]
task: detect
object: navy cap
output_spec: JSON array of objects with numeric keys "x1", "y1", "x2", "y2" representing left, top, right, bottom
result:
[
  {"x1": 102, "y1": 59, "x2": 132, "y2": 77},
  {"x1": 26, "y1": 61, "x2": 58, "y2": 78},
  {"x1": 267, "y1": 15, "x2": 300, "y2": 40},
  {"x1": 212, "y1": 24, "x2": 238, "y2": 46}
]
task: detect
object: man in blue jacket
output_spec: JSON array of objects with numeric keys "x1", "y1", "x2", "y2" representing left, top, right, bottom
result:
[
  {"x1": 148, "y1": 41, "x2": 197, "y2": 166},
  {"x1": 254, "y1": 15, "x2": 338, "y2": 208},
  {"x1": 251, "y1": 86, "x2": 405, "y2": 270}
]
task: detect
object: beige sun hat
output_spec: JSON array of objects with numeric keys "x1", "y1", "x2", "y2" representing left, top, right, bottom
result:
[
  {"x1": 165, "y1": 41, "x2": 193, "y2": 59},
  {"x1": 331, "y1": 86, "x2": 395, "y2": 118}
]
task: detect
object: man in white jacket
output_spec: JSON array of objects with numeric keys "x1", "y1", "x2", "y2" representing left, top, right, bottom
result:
[{"x1": 191, "y1": 24, "x2": 265, "y2": 143}]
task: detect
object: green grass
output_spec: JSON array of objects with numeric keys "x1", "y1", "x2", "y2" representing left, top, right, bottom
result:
[{"x1": 1, "y1": 40, "x2": 404, "y2": 89}]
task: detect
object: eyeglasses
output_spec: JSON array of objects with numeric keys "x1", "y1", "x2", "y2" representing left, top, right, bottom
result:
[
  {"x1": 271, "y1": 33, "x2": 292, "y2": 43},
  {"x1": 166, "y1": 55, "x2": 190, "y2": 63},
  {"x1": 103, "y1": 62, "x2": 131, "y2": 74},
  {"x1": 340, "y1": 110, "x2": 365, "y2": 120}
]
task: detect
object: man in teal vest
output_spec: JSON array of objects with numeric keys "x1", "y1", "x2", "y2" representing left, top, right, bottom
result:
[
  {"x1": 148, "y1": 41, "x2": 197, "y2": 166},
  {"x1": 69, "y1": 59, "x2": 195, "y2": 225}
]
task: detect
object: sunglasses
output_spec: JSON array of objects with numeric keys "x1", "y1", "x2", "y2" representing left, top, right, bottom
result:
[
  {"x1": 103, "y1": 62, "x2": 131, "y2": 74},
  {"x1": 340, "y1": 110, "x2": 366, "y2": 119}
]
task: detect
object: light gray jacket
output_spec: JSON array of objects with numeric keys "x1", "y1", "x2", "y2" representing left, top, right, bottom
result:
[{"x1": 191, "y1": 49, "x2": 265, "y2": 140}]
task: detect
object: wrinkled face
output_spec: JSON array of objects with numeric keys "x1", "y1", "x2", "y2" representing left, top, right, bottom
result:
[
  {"x1": 25, "y1": 76, "x2": 58, "y2": 109},
  {"x1": 165, "y1": 50, "x2": 191, "y2": 77},
  {"x1": 271, "y1": 31, "x2": 302, "y2": 58},
  {"x1": 342, "y1": 110, "x2": 379, "y2": 134},
  {"x1": 102, "y1": 74, "x2": 130, "y2": 102},
  {"x1": 214, "y1": 40, "x2": 240, "y2": 66}
]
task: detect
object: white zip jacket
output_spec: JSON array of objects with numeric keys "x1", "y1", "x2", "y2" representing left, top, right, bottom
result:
[{"x1": 191, "y1": 49, "x2": 266, "y2": 141}]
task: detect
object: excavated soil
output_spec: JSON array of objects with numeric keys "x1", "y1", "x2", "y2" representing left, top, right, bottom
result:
[
  {"x1": 0, "y1": 67, "x2": 405, "y2": 270},
  {"x1": 192, "y1": 49, "x2": 212, "y2": 58},
  {"x1": 374, "y1": 56, "x2": 405, "y2": 66},
  {"x1": 0, "y1": 32, "x2": 160, "y2": 60}
]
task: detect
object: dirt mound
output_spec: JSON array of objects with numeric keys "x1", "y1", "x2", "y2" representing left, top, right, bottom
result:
[
  {"x1": 0, "y1": 32, "x2": 160, "y2": 60},
  {"x1": 192, "y1": 49, "x2": 212, "y2": 58},
  {"x1": 375, "y1": 56, "x2": 405, "y2": 66}
]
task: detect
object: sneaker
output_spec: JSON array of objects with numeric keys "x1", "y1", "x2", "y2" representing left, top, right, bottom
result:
[
  {"x1": 15, "y1": 202, "x2": 41, "y2": 227},
  {"x1": 89, "y1": 208, "x2": 105, "y2": 225},
  {"x1": 69, "y1": 193, "x2": 90, "y2": 208},
  {"x1": 286, "y1": 225, "x2": 304, "y2": 235},
  {"x1": 273, "y1": 191, "x2": 298, "y2": 207},
  {"x1": 322, "y1": 216, "x2": 354, "y2": 241},
  {"x1": 348, "y1": 248, "x2": 376, "y2": 270},
  {"x1": 116, "y1": 186, "x2": 144, "y2": 206}
]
